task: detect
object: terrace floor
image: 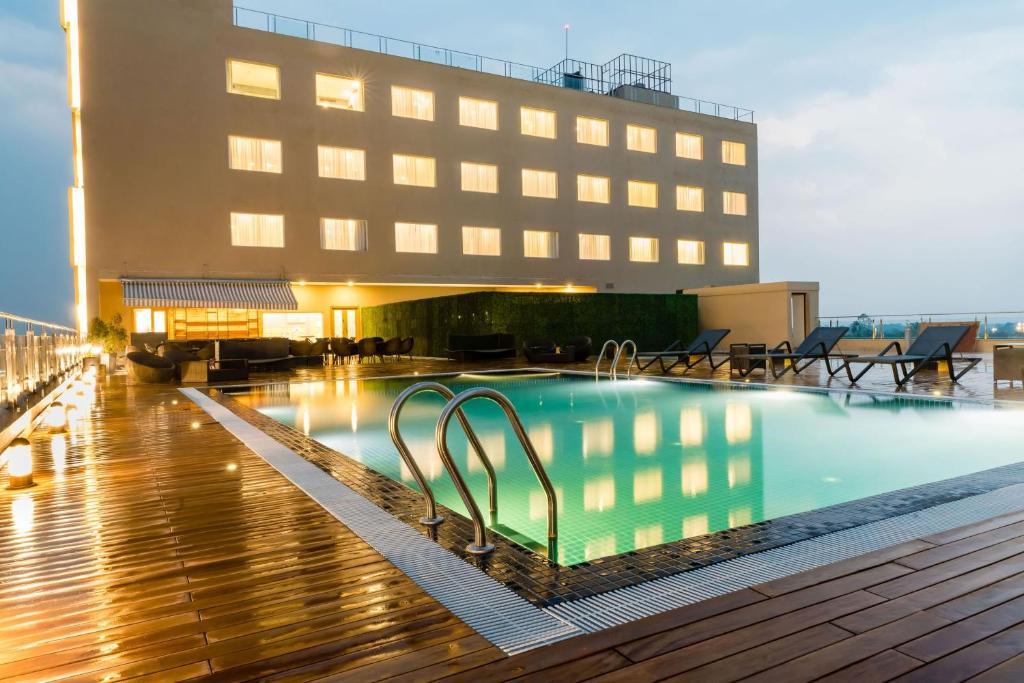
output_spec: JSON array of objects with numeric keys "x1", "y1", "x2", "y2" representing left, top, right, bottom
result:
[{"x1": 1, "y1": 355, "x2": 1022, "y2": 681}]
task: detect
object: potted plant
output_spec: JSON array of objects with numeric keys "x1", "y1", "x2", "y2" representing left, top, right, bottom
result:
[{"x1": 88, "y1": 314, "x2": 128, "y2": 373}]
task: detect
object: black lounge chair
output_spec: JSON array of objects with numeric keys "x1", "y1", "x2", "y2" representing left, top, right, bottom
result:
[
  {"x1": 843, "y1": 325, "x2": 982, "y2": 387},
  {"x1": 399, "y1": 337, "x2": 414, "y2": 360},
  {"x1": 637, "y1": 329, "x2": 731, "y2": 373},
  {"x1": 733, "y1": 326, "x2": 851, "y2": 379}
]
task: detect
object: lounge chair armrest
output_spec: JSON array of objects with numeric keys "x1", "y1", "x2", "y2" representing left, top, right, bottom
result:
[
  {"x1": 771, "y1": 340, "x2": 792, "y2": 353},
  {"x1": 877, "y1": 341, "x2": 902, "y2": 356}
]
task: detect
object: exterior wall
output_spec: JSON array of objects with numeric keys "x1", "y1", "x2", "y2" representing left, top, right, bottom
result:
[
  {"x1": 74, "y1": 0, "x2": 759, "y2": 326},
  {"x1": 684, "y1": 282, "x2": 819, "y2": 347},
  {"x1": 98, "y1": 280, "x2": 590, "y2": 338}
]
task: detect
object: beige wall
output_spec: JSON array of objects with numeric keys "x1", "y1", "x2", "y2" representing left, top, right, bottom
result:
[
  {"x1": 75, "y1": 0, "x2": 759, "y2": 323},
  {"x1": 685, "y1": 282, "x2": 820, "y2": 347},
  {"x1": 99, "y1": 279, "x2": 589, "y2": 338}
]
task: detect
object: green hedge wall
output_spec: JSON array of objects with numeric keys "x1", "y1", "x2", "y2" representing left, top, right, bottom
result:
[{"x1": 361, "y1": 291, "x2": 698, "y2": 358}]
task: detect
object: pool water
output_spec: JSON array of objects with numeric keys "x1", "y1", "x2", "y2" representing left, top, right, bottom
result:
[{"x1": 233, "y1": 373, "x2": 1024, "y2": 566}]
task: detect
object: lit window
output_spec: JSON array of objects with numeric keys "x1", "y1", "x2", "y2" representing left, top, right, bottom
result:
[
  {"x1": 227, "y1": 136, "x2": 281, "y2": 173},
  {"x1": 153, "y1": 310, "x2": 166, "y2": 333},
  {"x1": 459, "y1": 97, "x2": 497, "y2": 130},
  {"x1": 628, "y1": 180, "x2": 658, "y2": 208},
  {"x1": 461, "y1": 162, "x2": 498, "y2": 193},
  {"x1": 315, "y1": 73, "x2": 363, "y2": 111},
  {"x1": 395, "y1": 222, "x2": 437, "y2": 253},
  {"x1": 577, "y1": 174, "x2": 610, "y2": 204},
  {"x1": 629, "y1": 237, "x2": 659, "y2": 263},
  {"x1": 392, "y1": 86, "x2": 434, "y2": 121},
  {"x1": 524, "y1": 230, "x2": 558, "y2": 258},
  {"x1": 230, "y1": 213, "x2": 283, "y2": 247},
  {"x1": 676, "y1": 185, "x2": 704, "y2": 212},
  {"x1": 320, "y1": 218, "x2": 368, "y2": 251},
  {"x1": 226, "y1": 59, "x2": 279, "y2": 99},
  {"x1": 134, "y1": 308, "x2": 152, "y2": 333},
  {"x1": 676, "y1": 132, "x2": 703, "y2": 160},
  {"x1": 522, "y1": 168, "x2": 558, "y2": 198},
  {"x1": 627, "y1": 124, "x2": 657, "y2": 153},
  {"x1": 576, "y1": 116, "x2": 609, "y2": 146},
  {"x1": 677, "y1": 240, "x2": 705, "y2": 265},
  {"x1": 579, "y1": 233, "x2": 610, "y2": 261},
  {"x1": 393, "y1": 154, "x2": 436, "y2": 187},
  {"x1": 317, "y1": 145, "x2": 365, "y2": 180},
  {"x1": 262, "y1": 312, "x2": 323, "y2": 339},
  {"x1": 462, "y1": 226, "x2": 501, "y2": 256},
  {"x1": 521, "y1": 106, "x2": 556, "y2": 139},
  {"x1": 722, "y1": 140, "x2": 747, "y2": 166},
  {"x1": 723, "y1": 191, "x2": 748, "y2": 216},
  {"x1": 724, "y1": 242, "x2": 750, "y2": 266}
]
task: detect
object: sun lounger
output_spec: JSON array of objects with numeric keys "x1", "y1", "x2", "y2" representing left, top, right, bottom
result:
[
  {"x1": 733, "y1": 326, "x2": 851, "y2": 379},
  {"x1": 637, "y1": 329, "x2": 731, "y2": 373},
  {"x1": 843, "y1": 325, "x2": 981, "y2": 387}
]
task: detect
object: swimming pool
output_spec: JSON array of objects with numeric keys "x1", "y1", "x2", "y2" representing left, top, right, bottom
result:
[{"x1": 231, "y1": 372, "x2": 1024, "y2": 567}]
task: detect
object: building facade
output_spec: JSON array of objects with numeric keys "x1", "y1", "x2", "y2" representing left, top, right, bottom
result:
[{"x1": 62, "y1": 0, "x2": 759, "y2": 340}]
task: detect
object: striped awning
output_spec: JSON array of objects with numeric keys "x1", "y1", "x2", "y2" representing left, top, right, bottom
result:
[{"x1": 121, "y1": 278, "x2": 298, "y2": 310}]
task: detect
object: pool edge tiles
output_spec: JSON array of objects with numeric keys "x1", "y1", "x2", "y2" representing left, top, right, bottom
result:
[
  {"x1": 200, "y1": 378, "x2": 1024, "y2": 608},
  {"x1": 179, "y1": 388, "x2": 583, "y2": 655}
]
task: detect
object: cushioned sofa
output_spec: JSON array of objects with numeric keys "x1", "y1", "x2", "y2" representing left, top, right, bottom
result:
[{"x1": 446, "y1": 333, "x2": 516, "y2": 361}]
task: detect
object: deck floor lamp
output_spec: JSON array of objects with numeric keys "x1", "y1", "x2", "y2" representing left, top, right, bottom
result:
[{"x1": 6, "y1": 437, "x2": 33, "y2": 489}]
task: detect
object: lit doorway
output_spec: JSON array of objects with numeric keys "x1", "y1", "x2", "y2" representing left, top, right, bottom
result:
[{"x1": 332, "y1": 307, "x2": 358, "y2": 338}]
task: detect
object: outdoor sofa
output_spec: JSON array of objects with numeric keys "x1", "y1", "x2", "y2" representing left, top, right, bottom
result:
[{"x1": 446, "y1": 333, "x2": 516, "y2": 361}]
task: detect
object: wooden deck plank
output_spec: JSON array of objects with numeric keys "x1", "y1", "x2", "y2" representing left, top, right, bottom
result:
[
  {"x1": 815, "y1": 649, "x2": 922, "y2": 682},
  {"x1": 661, "y1": 624, "x2": 852, "y2": 683},
  {"x1": 740, "y1": 612, "x2": 949, "y2": 682},
  {"x1": 835, "y1": 552, "x2": 1024, "y2": 634},
  {"x1": 868, "y1": 542, "x2": 1024, "y2": 599},
  {"x1": 898, "y1": 595, "x2": 1024, "y2": 662},
  {"x1": 895, "y1": 522, "x2": 1024, "y2": 570},
  {"x1": 894, "y1": 623, "x2": 1024, "y2": 682},
  {"x1": 616, "y1": 564, "x2": 909, "y2": 662},
  {"x1": 590, "y1": 592, "x2": 877, "y2": 681}
]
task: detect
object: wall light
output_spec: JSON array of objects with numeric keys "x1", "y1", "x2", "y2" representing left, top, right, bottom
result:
[{"x1": 6, "y1": 437, "x2": 33, "y2": 489}]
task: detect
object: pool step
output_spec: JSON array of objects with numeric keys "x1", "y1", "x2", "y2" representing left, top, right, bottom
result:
[{"x1": 491, "y1": 522, "x2": 548, "y2": 558}]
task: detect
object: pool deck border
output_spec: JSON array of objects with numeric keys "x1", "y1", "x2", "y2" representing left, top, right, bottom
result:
[{"x1": 192, "y1": 368, "x2": 1024, "y2": 612}]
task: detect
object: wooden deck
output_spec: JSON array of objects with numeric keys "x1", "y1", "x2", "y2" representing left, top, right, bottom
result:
[{"x1": 0, "y1": 357, "x2": 1022, "y2": 681}]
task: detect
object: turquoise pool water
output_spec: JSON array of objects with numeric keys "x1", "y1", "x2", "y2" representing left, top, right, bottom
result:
[{"x1": 234, "y1": 373, "x2": 1024, "y2": 566}]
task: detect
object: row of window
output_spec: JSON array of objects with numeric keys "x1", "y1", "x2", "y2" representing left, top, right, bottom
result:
[
  {"x1": 228, "y1": 136, "x2": 749, "y2": 215},
  {"x1": 226, "y1": 59, "x2": 747, "y2": 164},
  {"x1": 228, "y1": 212, "x2": 751, "y2": 266}
]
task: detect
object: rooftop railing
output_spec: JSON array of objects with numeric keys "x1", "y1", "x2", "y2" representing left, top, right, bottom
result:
[
  {"x1": 819, "y1": 311, "x2": 1024, "y2": 340},
  {"x1": 232, "y1": 6, "x2": 755, "y2": 123},
  {"x1": 0, "y1": 312, "x2": 85, "y2": 410}
]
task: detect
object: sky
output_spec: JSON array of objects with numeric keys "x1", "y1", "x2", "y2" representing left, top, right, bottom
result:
[{"x1": 1, "y1": 0, "x2": 1022, "y2": 326}]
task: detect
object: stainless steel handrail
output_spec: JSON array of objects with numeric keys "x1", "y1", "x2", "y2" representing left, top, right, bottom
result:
[
  {"x1": 436, "y1": 387, "x2": 558, "y2": 558},
  {"x1": 595, "y1": 339, "x2": 619, "y2": 377},
  {"x1": 612, "y1": 339, "x2": 638, "y2": 379},
  {"x1": 388, "y1": 382, "x2": 497, "y2": 528}
]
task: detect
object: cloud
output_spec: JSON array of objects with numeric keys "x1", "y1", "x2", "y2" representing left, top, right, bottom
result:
[
  {"x1": 758, "y1": 24, "x2": 1024, "y2": 313},
  {"x1": 0, "y1": 15, "x2": 67, "y2": 143}
]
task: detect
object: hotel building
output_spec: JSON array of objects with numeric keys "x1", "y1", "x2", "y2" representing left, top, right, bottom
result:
[{"x1": 61, "y1": 0, "x2": 758, "y2": 340}]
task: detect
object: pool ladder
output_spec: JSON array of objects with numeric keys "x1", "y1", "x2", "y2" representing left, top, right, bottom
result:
[
  {"x1": 596, "y1": 339, "x2": 638, "y2": 379},
  {"x1": 388, "y1": 382, "x2": 558, "y2": 558}
]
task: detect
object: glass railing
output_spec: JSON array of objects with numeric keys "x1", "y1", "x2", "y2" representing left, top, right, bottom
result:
[
  {"x1": 1, "y1": 312, "x2": 85, "y2": 408},
  {"x1": 819, "y1": 312, "x2": 1024, "y2": 340},
  {"x1": 232, "y1": 6, "x2": 755, "y2": 123}
]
